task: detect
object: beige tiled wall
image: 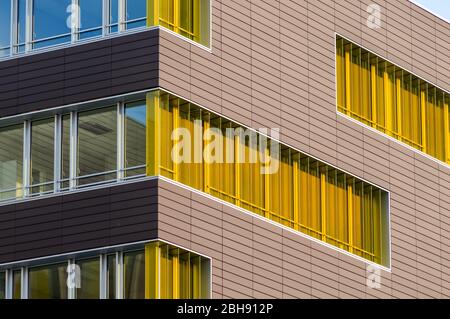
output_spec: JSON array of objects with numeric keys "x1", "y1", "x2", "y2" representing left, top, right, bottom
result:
[{"x1": 157, "y1": 0, "x2": 450, "y2": 298}]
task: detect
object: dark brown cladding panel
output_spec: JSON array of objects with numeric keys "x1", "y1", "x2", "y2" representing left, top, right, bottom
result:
[
  {"x1": 0, "y1": 29, "x2": 159, "y2": 118},
  {"x1": 0, "y1": 179, "x2": 158, "y2": 264}
]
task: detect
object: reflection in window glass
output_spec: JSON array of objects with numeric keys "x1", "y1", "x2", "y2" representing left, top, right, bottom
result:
[
  {"x1": 29, "y1": 263, "x2": 67, "y2": 299},
  {"x1": 13, "y1": 270, "x2": 21, "y2": 299},
  {"x1": 76, "y1": 258, "x2": 99, "y2": 299},
  {"x1": 17, "y1": 0, "x2": 26, "y2": 52},
  {"x1": 77, "y1": 107, "x2": 117, "y2": 186},
  {"x1": 107, "y1": 254, "x2": 116, "y2": 299},
  {"x1": 125, "y1": 0, "x2": 147, "y2": 29},
  {"x1": 33, "y1": 0, "x2": 72, "y2": 49},
  {"x1": 78, "y1": 0, "x2": 103, "y2": 39},
  {"x1": 0, "y1": 125, "x2": 23, "y2": 201},
  {"x1": 30, "y1": 118, "x2": 54, "y2": 195},
  {"x1": 124, "y1": 250, "x2": 145, "y2": 299},
  {"x1": 125, "y1": 102, "x2": 146, "y2": 177},
  {"x1": 109, "y1": 0, "x2": 119, "y2": 33},
  {"x1": 61, "y1": 115, "x2": 70, "y2": 190},
  {"x1": 0, "y1": 1, "x2": 11, "y2": 57},
  {"x1": 0, "y1": 271, "x2": 5, "y2": 299}
]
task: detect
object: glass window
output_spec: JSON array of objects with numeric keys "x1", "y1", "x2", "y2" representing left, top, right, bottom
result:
[
  {"x1": 107, "y1": 254, "x2": 116, "y2": 299},
  {"x1": 28, "y1": 263, "x2": 67, "y2": 299},
  {"x1": 77, "y1": 107, "x2": 117, "y2": 186},
  {"x1": 61, "y1": 114, "x2": 71, "y2": 190},
  {"x1": 0, "y1": 271, "x2": 5, "y2": 299},
  {"x1": 123, "y1": 250, "x2": 145, "y2": 299},
  {"x1": 30, "y1": 118, "x2": 54, "y2": 195},
  {"x1": 109, "y1": 0, "x2": 119, "y2": 33},
  {"x1": 13, "y1": 269, "x2": 21, "y2": 299},
  {"x1": 0, "y1": 124, "x2": 23, "y2": 201},
  {"x1": 16, "y1": 0, "x2": 26, "y2": 53},
  {"x1": 76, "y1": 258, "x2": 99, "y2": 299},
  {"x1": 0, "y1": 0, "x2": 11, "y2": 57},
  {"x1": 125, "y1": 101, "x2": 146, "y2": 177},
  {"x1": 78, "y1": 0, "x2": 103, "y2": 39},
  {"x1": 125, "y1": 0, "x2": 147, "y2": 29},
  {"x1": 32, "y1": 0, "x2": 72, "y2": 49}
]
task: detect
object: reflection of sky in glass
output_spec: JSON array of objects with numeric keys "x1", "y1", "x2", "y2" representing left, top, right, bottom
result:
[
  {"x1": 126, "y1": 0, "x2": 147, "y2": 20},
  {"x1": 0, "y1": 1, "x2": 11, "y2": 47},
  {"x1": 33, "y1": 0, "x2": 71, "y2": 40},
  {"x1": 79, "y1": 0, "x2": 103, "y2": 30},
  {"x1": 126, "y1": 105, "x2": 146, "y2": 126}
]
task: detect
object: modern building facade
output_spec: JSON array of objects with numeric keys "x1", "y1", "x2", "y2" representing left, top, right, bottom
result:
[{"x1": 0, "y1": 0, "x2": 448, "y2": 299}]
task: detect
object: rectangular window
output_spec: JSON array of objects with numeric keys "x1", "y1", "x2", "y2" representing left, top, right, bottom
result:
[
  {"x1": 28, "y1": 263, "x2": 67, "y2": 299},
  {"x1": 13, "y1": 269, "x2": 21, "y2": 299},
  {"x1": 16, "y1": 0, "x2": 26, "y2": 53},
  {"x1": 0, "y1": 271, "x2": 5, "y2": 299},
  {"x1": 123, "y1": 250, "x2": 145, "y2": 299},
  {"x1": 125, "y1": 0, "x2": 147, "y2": 29},
  {"x1": 336, "y1": 36, "x2": 450, "y2": 165},
  {"x1": 77, "y1": 107, "x2": 117, "y2": 186},
  {"x1": 148, "y1": 90, "x2": 390, "y2": 266},
  {"x1": 61, "y1": 114, "x2": 71, "y2": 190},
  {"x1": 30, "y1": 118, "x2": 54, "y2": 195},
  {"x1": 125, "y1": 101, "x2": 146, "y2": 177},
  {"x1": 32, "y1": 0, "x2": 72, "y2": 49},
  {"x1": 78, "y1": 0, "x2": 103, "y2": 39},
  {"x1": 0, "y1": 0, "x2": 11, "y2": 57},
  {"x1": 76, "y1": 258, "x2": 100, "y2": 299},
  {"x1": 158, "y1": 243, "x2": 210, "y2": 299},
  {"x1": 106, "y1": 254, "x2": 117, "y2": 299},
  {"x1": 0, "y1": 124, "x2": 24, "y2": 201},
  {"x1": 108, "y1": 0, "x2": 119, "y2": 33},
  {"x1": 149, "y1": 0, "x2": 210, "y2": 47}
]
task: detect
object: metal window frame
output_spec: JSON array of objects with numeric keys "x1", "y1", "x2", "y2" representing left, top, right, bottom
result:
[
  {"x1": 69, "y1": 111, "x2": 78, "y2": 190},
  {"x1": 23, "y1": 121, "x2": 31, "y2": 198},
  {"x1": 117, "y1": 102, "x2": 125, "y2": 180}
]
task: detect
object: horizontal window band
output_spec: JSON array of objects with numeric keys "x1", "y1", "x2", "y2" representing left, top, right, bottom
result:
[{"x1": 336, "y1": 35, "x2": 450, "y2": 166}]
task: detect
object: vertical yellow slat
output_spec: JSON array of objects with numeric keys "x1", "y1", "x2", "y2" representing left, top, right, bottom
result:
[
  {"x1": 396, "y1": 76, "x2": 403, "y2": 139},
  {"x1": 345, "y1": 48, "x2": 351, "y2": 115},
  {"x1": 145, "y1": 243, "x2": 160, "y2": 299},
  {"x1": 234, "y1": 135, "x2": 240, "y2": 207},
  {"x1": 203, "y1": 120, "x2": 210, "y2": 193},
  {"x1": 174, "y1": 0, "x2": 180, "y2": 33},
  {"x1": 264, "y1": 147, "x2": 270, "y2": 219},
  {"x1": 146, "y1": 91, "x2": 160, "y2": 176},
  {"x1": 147, "y1": 0, "x2": 159, "y2": 26},
  {"x1": 371, "y1": 63, "x2": 377, "y2": 127},
  {"x1": 293, "y1": 158, "x2": 299, "y2": 231},
  {"x1": 421, "y1": 90, "x2": 427, "y2": 153},
  {"x1": 444, "y1": 99, "x2": 449, "y2": 164},
  {"x1": 320, "y1": 171, "x2": 327, "y2": 242},
  {"x1": 384, "y1": 70, "x2": 392, "y2": 136},
  {"x1": 172, "y1": 100, "x2": 179, "y2": 181},
  {"x1": 172, "y1": 254, "x2": 179, "y2": 299},
  {"x1": 193, "y1": 0, "x2": 200, "y2": 42},
  {"x1": 347, "y1": 182, "x2": 353, "y2": 254}
]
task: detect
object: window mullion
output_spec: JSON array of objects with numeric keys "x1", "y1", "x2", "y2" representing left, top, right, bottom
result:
[
  {"x1": 99, "y1": 254, "x2": 107, "y2": 299},
  {"x1": 118, "y1": 0, "x2": 126, "y2": 32},
  {"x1": 102, "y1": 0, "x2": 109, "y2": 36},
  {"x1": 71, "y1": 0, "x2": 79, "y2": 43},
  {"x1": 10, "y1": 0, "x2": 15, "y2": 56},
  {"x1": 25, "y1": 0, "x2": 32, "y2": 52},
  {"x1": 116, "y1": 251, "x2": 123, "y2": 299},
  {"x1": 117, "y1": 102, "x2": 125, "y2": 180},
  {"x1": 23, "y1": 120, "x2": 31, "y2": 198},
  {"x1": 69, "y1": 111, "x2": 78, "y2": 190},
  {"x1": 5, "y1": 269, "x2": 12, "y2": 299},
  {"x1": 20, "y1": 267, "x2": 28, "y2": 299},
  {"x1": 54, "y1": 115, "x2": 62, "y2": 193}
]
